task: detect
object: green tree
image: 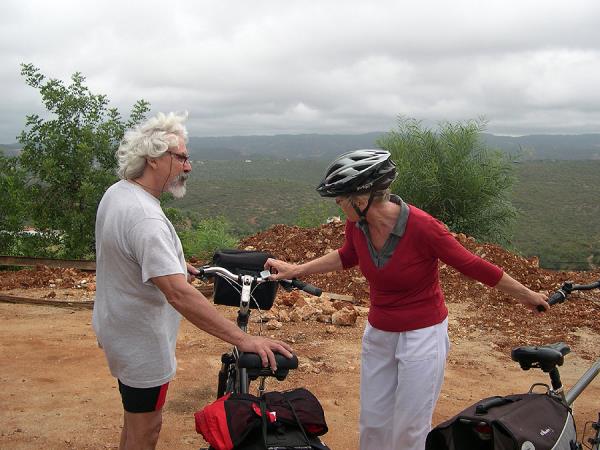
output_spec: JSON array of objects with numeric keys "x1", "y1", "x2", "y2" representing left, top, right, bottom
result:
[
  {"x1": 378, "y1": 118, "x2": 517, "y2": 244},
  {"x1": 0, "y1": 151, "x2": 27, "y2": 253},
  {"x1": 17, "y1": 63, "x2": 150, "y2": 258}
]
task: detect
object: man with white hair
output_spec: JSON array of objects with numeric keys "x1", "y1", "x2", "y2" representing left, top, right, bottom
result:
[{"x1": 92, "y1": 112, "x2": 293, "y2": 450}]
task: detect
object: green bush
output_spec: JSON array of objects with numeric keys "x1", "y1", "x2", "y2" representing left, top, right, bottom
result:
[
  {"x1": 0, "y1": 151, "x2": 26, "y2": 253},
  {"x1": 378, "y1": 118, "x2": 517, "y2": 244},
  {"x1": 295, "y1": 201, "x2": 341, "y2": 228},
  {"x1": 3, "y1": 231, "x2": 64, "y2": 258},
  {"x1": 163, "y1": 207, "x2": 191, "y2": 232},
  {"x1": 179, "y1": 216, "x2": 238, "y2": 261}
]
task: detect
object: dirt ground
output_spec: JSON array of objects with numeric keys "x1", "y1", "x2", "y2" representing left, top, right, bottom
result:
[
  {"x1": 1, "y1": 299, "x2": 599, "y2": 450},
  {"x1": 1, "y1": 222, "x2": 600, "y2": 449}
]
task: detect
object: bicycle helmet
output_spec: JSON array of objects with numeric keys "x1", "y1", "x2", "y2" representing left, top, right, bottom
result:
[{"x1": 316, "y1": 149, "x2": 397, "y2": 198}]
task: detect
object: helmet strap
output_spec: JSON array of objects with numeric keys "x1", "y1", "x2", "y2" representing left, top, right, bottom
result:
[{"x1": 351, "y1": 191, "x2": 376, "y2": 223}]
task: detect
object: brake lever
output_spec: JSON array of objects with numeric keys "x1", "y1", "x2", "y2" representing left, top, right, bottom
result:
[{"x1": 191, "y1": 267, "x2": 211, "y2": 282}]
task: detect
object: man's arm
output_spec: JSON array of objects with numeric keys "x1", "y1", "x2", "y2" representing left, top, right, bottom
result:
[{"x1": 151, "y1": 273, "x2": 292, "y2": 369}]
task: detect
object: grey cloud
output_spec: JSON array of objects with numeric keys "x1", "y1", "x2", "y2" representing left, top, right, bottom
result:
[{"x1": 2, "y1": 0, "x2": 600, "y2": 143}]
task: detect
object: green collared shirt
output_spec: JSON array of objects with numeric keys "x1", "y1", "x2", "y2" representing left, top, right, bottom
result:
[{"x1": 355, "y1": 194, "x2": 410, "y2": 268}]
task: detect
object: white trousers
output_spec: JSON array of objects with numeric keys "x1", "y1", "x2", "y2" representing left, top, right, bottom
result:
[{"x1": 359, "y1": 319, "x2": 449, "y2": 450}]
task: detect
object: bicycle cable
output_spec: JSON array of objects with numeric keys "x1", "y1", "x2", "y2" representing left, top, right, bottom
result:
[
  {"x1": 219, "y1": 276, "x2": 266, "y2": 335},
  {"x1": 249, "y1": 283, "x2": 264, "y2": 336}
]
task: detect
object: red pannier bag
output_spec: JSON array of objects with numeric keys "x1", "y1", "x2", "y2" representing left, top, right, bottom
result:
[{"x1": 195, "y1": 388, "x2": 328, "y2": 450}]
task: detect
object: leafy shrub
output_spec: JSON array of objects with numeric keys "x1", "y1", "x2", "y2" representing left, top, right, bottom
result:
[
  {"x1": 378, "y1": 118, "x2": 517, "y2": 244},
  {"x1": 179, "y1": 216, "x2": 238, "y2": 261}
]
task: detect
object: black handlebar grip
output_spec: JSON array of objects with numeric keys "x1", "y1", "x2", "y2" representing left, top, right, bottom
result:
[
  {"x1": 547, "y1": 291, "x2": 566, "y2": 306},
  {"x1": 291, "y1": 279, "x2": 323, "y2": 297},
  {"x1": 536, "y1": 291, "x2": 566, "y2": 312}
]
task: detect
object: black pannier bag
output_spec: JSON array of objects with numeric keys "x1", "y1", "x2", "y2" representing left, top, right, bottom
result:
[
  {"x1": 212, "y1": 250, "x2": 278, "y2": 310},
  {"x1": 425, "y1": 393, "x2": 576, "y2": 450}
]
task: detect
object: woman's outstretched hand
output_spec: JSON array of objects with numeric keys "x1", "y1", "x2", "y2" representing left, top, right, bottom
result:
[
  {"x1": 264, "y1": 258, "x2": 301, "y2": 280},
  {"x1": 495, "y1": 272, "x2": 549, "y2": 314}
]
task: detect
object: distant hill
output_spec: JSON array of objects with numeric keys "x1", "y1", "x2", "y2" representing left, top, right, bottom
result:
[
  {"x1": 3, "y1": 132, "x2": 600, "y2": 160},
  {"x1": 187, "y1": 132, "x2": 384, "y2": 160},
  {"x1": 188, "y1": 132, "x2": 600, "y2": 160},
  {"x1": 482, "y1": 133, "x2": 600, "y2": 160},
  {"x1": 0, "y1": 143, "x2": 21, "y2": 157}
]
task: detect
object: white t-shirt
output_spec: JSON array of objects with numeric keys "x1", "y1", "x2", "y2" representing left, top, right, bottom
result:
[{"x1": 92, "y1": 180, "x2": 186, "y2": 388}]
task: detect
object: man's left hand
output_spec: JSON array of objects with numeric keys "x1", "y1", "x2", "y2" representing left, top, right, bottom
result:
[
  {"x1": 186, "y1": 263, "x2": 199, "y2": 284},
  {"x1": 237, "y1": 335, "x2": 294, "y2": 371}
]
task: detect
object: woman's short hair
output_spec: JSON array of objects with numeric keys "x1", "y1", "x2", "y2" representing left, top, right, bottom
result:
[
  {"x1": 116, "y1": 112, "x2": 189, "y2": 179},
  {"x1": 349, "y1": 188, "x2": 391, "y2": 203}
]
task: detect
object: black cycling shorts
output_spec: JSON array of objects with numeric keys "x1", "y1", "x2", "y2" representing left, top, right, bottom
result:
[{"x1": 118, "y1": 380, "x2": 169, "y2": 413}]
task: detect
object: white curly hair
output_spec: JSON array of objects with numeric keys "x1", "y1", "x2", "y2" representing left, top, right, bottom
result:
[{"x1": 117, "y1": 112, "x2": 189, "y2": 179}]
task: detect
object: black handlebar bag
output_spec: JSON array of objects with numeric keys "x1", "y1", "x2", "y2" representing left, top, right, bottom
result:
[
  {"x1": 212, "y1": 250, "x2": 278, "y2": 310},
  {"x1": 425, "y1": 393, "x2": 575, "y2": 450}
]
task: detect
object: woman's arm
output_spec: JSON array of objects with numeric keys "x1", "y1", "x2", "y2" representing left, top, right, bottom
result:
[
  {"x1": 494, "y1": 272, "x2": 549, "y2": 313},
  {"x1": 265, "y1": 250, "x2": 343, "y2": 280},
  {"x1": 423, "y1": 216, "x2": 549, "y2": 313}
]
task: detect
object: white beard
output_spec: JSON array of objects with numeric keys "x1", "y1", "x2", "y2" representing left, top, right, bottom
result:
[{"x1": 167, "y1": 174, "x2": 188, "y2": 198}]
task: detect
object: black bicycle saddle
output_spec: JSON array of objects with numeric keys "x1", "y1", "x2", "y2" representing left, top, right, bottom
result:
[{"x1": 511, "y1": 342, "x2": 570, "y2": 372}]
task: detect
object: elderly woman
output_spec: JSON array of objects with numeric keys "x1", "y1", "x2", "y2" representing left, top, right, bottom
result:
[{"x1": 266, "y1": 149, "x2": 548, "y2": 450}]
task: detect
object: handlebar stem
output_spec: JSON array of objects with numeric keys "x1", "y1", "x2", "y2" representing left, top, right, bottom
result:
[{"x1": 239, "y1": 275, "x2": 253, "y2": 326}]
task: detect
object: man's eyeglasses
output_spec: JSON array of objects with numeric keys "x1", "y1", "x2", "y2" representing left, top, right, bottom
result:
[{"x1": 168, "y1": 151, "x2": 191, "y2": 165}]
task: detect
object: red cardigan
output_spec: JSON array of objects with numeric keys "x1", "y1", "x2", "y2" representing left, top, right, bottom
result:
[{"x1": 338, "y1": 205, "x2": 503, "y2": 332}]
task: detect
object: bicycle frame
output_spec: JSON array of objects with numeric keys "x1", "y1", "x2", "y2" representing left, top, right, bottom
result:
[
  {"x1": 566, "y1": 359, "x2": 600, "y2": 406},
  {"x1": 540, "y1": 280, "x2": 600, "y2": 408},
  {"x1": 572, "y1": 373, "x2": 600, "y2": 450},
  {"x1": 532, "y1": 352, "x2": 600, "y2": 449},
  {"x1": 519, "y1": 279, "x2": 600, "y2": 449}
]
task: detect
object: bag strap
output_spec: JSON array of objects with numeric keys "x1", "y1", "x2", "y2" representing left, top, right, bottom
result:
[
  {"x1": 259, "y1": 396, "x2": 328, "y2": 450},
  {"x1": 475, "y1": 396, "x2": 515, "y2": 415},
  {"x1": 259, "y1": 399, "x2": 269, "y2": 450},
  {"x1": 285, "y1": 398, "x2": 312, "y2": 446}
]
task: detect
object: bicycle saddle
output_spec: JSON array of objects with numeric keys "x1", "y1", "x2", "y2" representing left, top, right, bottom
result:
[
  {"x1": 238, "y1": 352, "x2": 299, "y2": 381},
  {"x1": 511, "y1": 342, "x2": 570, "y2": 372}
]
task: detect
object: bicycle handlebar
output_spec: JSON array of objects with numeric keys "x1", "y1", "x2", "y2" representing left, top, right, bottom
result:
[
  {"x1": 536, "y1": 279, "x2": 600, "y2": 312},
  {"x1": 195, "y1": 265, "x2": 322, "y2": 297},
  {"x1": 279, "y1": 278, "x2": 323, "y2": 297}
]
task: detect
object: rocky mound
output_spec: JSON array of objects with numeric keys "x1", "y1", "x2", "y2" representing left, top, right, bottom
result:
[
  {"x1": 0, "y1": 265, "x2": 95, "y2": 291},
  {"x1": 1, "y1": 221, "x2": 599, "y2": 357},
  {"x1": 239, "y1": 222, "x2": 600, "y2": 357}
]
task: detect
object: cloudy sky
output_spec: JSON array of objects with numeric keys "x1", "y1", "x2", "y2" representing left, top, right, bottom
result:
[{"x1": 1, "y1": 0, "x2": 600, "y2": 143}]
